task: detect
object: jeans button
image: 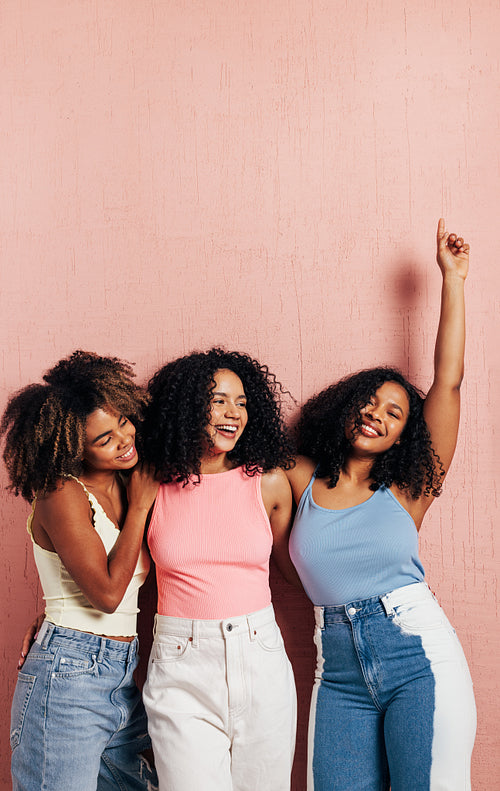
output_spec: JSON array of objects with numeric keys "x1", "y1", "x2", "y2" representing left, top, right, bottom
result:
[
  {"x1": 226, "y1": 623, "x2": 233, "y2": 632},
  {"x1": 347, "y1": 607, "x2": 357, "y2": 616}
]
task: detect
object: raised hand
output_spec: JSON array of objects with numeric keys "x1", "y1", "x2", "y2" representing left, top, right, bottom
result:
[
  {"x1": 126, "y1": 464, "x2": 160, "y2": 515},
  {"x1": 436, "y1": 217, "x2": 469, "y2": 280}
]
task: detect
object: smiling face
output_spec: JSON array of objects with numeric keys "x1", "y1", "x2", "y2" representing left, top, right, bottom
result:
[
  {"x1": 347, "y1": 381, "x2": 410, "y2": 455},
  {"x1": 82, "y1": 407, "x2": 138, "y2": 472},
  {"x1": 206, "y1": 369, "x2": 248, "y2": 457}
]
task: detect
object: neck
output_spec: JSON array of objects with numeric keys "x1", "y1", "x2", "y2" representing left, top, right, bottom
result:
[
  {"x1": 79, "y1": 468, "x2": 121, "y2": 494},
  {"x1": 199, "y1": 452, "x2": 235, "y2": 475},
  {"x1": 341, "y1": 455, "x2": 374, "y2": 487}
]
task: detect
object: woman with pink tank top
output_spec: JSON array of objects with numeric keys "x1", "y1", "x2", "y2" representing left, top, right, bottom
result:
[{"x1": 140, "y1": 348, "x2": 299, "y2": 791}]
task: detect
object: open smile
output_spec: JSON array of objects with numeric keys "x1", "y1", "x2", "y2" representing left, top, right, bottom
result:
[
  {"x1": 215, "y1": 424, "x2": 239, "y2": 436},
  {"x1": 116, "y1": 444, "x2": 137, "y2": 461},
  {"x1": 360, "y1": 421, "x2": 382, "y2": 438}
]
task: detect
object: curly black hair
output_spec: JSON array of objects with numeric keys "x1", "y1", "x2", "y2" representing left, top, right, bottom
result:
[
  {"x1": 141, "y1": 348, "x2": 295, "y2": 484},
  {"x1": 1, "y1": 350, "x2": 147, "y2": 501},
  {"x1": 297, "y1": 366, "x2": 444, "y2": 498}
]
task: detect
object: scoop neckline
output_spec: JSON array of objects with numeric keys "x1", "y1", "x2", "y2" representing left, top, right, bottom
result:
[{"x1": 308, "y1": 482, "x2": 380, "y2": 514}]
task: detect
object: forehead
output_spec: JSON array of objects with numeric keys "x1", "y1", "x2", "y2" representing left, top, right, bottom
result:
[
  {"x1": 374, "y1": 381, "x2": 410, "y2": 412},
  {"x1": 212, "y1": 368, "x2": 245, "y2": 393},
  {"x1": 84, "y1": 407, "x2": 119, "y2": 437}
]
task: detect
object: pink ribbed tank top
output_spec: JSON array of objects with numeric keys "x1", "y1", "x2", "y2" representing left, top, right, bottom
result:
[{"x1": 148, "y1": 466, "x2": 273, "y2": 619}]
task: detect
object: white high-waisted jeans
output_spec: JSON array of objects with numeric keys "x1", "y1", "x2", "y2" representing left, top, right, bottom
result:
[{"x1": 143, "y1": 604, "x2": 297, "y2": 791}]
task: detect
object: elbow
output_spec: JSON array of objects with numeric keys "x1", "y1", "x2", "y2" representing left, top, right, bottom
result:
[{"x1": 89, "y1": 592, "x2": 122, "y2": 614}]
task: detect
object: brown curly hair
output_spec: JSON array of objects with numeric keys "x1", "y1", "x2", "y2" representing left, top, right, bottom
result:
[{"x1": 1, "y1": 351, "x2": 147, "y2": 501}]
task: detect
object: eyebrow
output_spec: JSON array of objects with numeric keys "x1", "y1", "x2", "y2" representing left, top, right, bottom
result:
[
  {"x1": 89, "y1": 414, "x2": 124, "y2": 444},
  {"x1": 212, "y1": 391, "x2": 247, "y2": 399},
  {"x1": 388, "y1": 401, "x2": 405, "y2": 415}
]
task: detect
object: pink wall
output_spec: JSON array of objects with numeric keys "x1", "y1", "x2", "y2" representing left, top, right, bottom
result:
[{"x1": 1, "y1": 1, "x2": 499, "y2": 787}]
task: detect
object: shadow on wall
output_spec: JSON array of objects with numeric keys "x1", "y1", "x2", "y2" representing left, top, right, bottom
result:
[
  {"x1": 386, "y1": 259, "x2": 428, "y2": 377},
  {"x1": 136, "y1": 562, "x2": 315, "y2": 791}
]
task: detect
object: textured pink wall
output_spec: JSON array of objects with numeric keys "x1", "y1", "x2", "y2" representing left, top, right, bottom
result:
[{"x1": 1, "y1": 1, "x2": 499, "y2": 788}]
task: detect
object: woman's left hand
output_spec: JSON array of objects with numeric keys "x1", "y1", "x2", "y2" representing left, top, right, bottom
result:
[
  {"x1": 18, "y1": 613, "x2": 45, "y2": 669},
  {"x1": 436, "y1": 217, "x2": 469, "y2": 280}
]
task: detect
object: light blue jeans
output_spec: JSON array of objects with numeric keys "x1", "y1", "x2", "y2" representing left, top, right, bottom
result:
[
  {"x1": 10, "y1": 621, "x2": 158, "y2": 791},
  {"x1": 308, "y1": 583, "x2": 476, "y2": 790}
]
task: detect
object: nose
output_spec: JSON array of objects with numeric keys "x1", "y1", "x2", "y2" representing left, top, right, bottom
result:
[
  {"x1": 117, "y1": 424, "x2": 134, "y2": 446},
  {"x1": 365, "y1": 403, "x2": 382, "y2": 422},
  {"x1": 225, "y1": 402, "x2": 241, "y2": 418}
]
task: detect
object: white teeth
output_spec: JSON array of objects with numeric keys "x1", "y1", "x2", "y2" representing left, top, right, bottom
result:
[
  {"x1": 118, "y1": 446, "x2": 135, "y2": 459},
  {"x1": 361, "y1": 425, "x2": 378, "y2": 437},
  {"x1": 217, "y1": 425, "x2": 237, "y2": 432}
]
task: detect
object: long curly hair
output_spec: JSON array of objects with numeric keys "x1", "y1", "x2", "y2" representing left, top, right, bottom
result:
[
  {"x1": 1, "y1": 351, "x2": 147, "y2": 501},
  {"x1": 141, "y1": 348, "x2": 294, "y2": 484},
  {"x1": 297, "y1": 367, "x2": 443, "y2": 498}
]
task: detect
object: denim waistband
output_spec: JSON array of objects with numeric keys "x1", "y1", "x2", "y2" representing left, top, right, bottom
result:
[
  {"x1": 35, "y1": 620, "x2": 139, "y2": 661},
  {"x1": 314, "y1": 582, "x2": 434, "y2": 627},
  {"x1": 154, "y1": 603, "x2": 276, "y2": 643}
]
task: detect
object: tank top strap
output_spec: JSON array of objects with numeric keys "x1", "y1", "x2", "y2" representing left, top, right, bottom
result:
[
  {"x1": 27, "y1": 475, "x2": 98, "y2": 540},
  {"x1": 298, "y1": 464, "x2": 320, "y2": 508},
  {"x1": 65, "y1": 474, "x2": 98, "y2": 524}
]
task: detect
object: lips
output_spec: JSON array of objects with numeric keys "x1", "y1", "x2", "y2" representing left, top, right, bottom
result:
[
  {"x1": 215, "y1": 424, "x2": 238, "y2": 436},
  {"x1": 360, "y1": 421, "x2": 382, "y2": 438},
  {"x1": 116, "y1": 444, "x2": 137, "y2": 461}
]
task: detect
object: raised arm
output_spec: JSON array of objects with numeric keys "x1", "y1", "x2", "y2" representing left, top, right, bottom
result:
[{"x1": 422, "y1": 218, "x2": 469, "y2": 491}]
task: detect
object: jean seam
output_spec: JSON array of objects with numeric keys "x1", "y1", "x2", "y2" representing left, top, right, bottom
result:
[{"x1": 350, "y1": 621, "x2": 384, "y2": 712}]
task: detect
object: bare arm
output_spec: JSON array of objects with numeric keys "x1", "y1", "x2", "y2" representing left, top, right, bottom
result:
[
  {"x1": 261, "y1": 468, "x2": 303, "y2": 588},
  {"x1": 36, "y1": 468, "x2": 159, "y2": 613},
  {"x1": 415, "y1": 218, "x2": 469, "y2": 516}
]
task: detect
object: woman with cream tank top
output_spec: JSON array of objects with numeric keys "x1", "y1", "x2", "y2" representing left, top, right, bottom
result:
[
  {"x1": 2, "y1": 351, "x2": 159, "y2": 791},
  {"x1": 141, "y1": 349, "x2": 299, "y2": 791}
]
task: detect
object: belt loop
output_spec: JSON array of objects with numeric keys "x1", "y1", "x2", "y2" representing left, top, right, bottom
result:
[
  {"x1": 316, "y1": 607, "x2": 325, "y2": 630},
  {"x1": 247, "y1": 613, "x2": 257, "y2": 641},
  {"x1": 380, "y1": 593, "x2": 394, "y2": 617},
  {"x1": 35, "y1": 619, "x2": 53, "y2": 649},
  {"x1": 96, "y1": 637, "x2": 107, "y2": 663},
  {"x1": 192, "y1": 620, "x2": 199, "y2": 648},
  {"x1": 127, "y1": 637, "x2": 137, "y2": 663}
]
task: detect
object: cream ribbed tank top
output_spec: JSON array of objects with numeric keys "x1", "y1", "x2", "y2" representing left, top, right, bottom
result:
[
  {"x1": 148, "y1": 466, "x2": 273, "y2": 619},
  {"x1": 28, "y1": 476, "x2": 149, "y2": 636}
]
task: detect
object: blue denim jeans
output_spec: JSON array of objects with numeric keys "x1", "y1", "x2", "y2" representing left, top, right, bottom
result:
[
  {"x1": 10, "y1": 621, "x2": 158, "y2": 791},
  {"x1": 308, "y1": 583, "x2": 476, "y2": 791}
]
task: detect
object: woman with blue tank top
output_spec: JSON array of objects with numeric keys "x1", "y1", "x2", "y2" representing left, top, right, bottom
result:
[{"x1": 287, "y1": 219, "x2": 476, "y2": 791}]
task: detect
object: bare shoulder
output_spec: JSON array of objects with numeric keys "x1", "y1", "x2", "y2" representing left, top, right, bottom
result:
[
  {"x1": 260, "y1": 467, "x2": 291, "y2": 502},
  {"x1": 285, "y1": 455, "x2": 316, "y2": 504},
  {"x1": 36, "y1": 477, "x2": 92, "y2": 524}
]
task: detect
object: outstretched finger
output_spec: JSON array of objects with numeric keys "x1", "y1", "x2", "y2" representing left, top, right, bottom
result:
[{"x1": 437, "y1": 217, "x2": 447, "y2": 241}]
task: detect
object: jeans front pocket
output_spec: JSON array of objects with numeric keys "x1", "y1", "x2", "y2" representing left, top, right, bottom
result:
[
  {"x1": 392, "y1": 598, "x2": 452, "y2": 635},
  {"x1": 254, "y1": 619, "x2": 284, "y2": 652},
  {"x1": 52, "y1": 646, "x2": 98, "y2": 677},
  {"x1": 10, "y1": 672, "x2": 36, "y2": 750},
  {"x1": 152, "y1": 634, "x2": 193, "y2": 664}
]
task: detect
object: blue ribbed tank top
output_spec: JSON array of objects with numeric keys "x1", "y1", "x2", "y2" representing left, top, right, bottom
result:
[{"x1": 289, "y1": 470, "x2": 425, "y2": 606}]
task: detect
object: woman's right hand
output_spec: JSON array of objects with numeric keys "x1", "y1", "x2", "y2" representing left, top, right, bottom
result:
[
  {"x1": 18, "y1": 613, "x2": 44, "y2": 669},
  {"x1": 126, "y1": 465, "x2": 160, "y2": 515}
]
